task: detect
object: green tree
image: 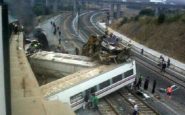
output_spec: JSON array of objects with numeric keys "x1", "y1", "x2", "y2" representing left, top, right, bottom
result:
[
  {"x1": 139, "y1": 8, "x2": 154, "y2": 16},
  {"x1": 158, "y1": 14, "x2": 166, "y2": 24},
  {"x1": 33, "y1": 4, "x2": 45, "y2": 16},
  {"x1": 120, "y1": 17, "x2": 128, "y2": 25}
]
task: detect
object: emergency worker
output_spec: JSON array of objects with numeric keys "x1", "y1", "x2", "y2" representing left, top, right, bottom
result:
[{"x1": 91, "y1": 94, "x2": 99, "y2": 111}]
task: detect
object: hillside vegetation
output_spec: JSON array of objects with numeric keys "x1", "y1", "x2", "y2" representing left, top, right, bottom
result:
[{"x1": 111, "y1": 10, "x2": 185, "y2": 63}]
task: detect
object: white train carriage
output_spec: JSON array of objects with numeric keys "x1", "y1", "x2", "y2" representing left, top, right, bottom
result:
[
  {"x1": 41, "y1": 60, "x2": 136, "y2": 111},
  {"x1": 30, "y1": 51, "x2": 97, "y2": 77}
]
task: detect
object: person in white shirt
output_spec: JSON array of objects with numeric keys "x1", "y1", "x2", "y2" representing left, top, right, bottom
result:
[{"x1": 133, "y1": 103, "x2": 139, "y2": 115}]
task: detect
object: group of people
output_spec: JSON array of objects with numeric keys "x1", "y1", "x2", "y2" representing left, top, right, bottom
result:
[
  {"x1": 82, "y1": 93, "x2": 99, "y2": 111},
  {"x1": 51, "y1": 21, "x2": 62, "y2": 45},
  {"x1": 27, "y1": 40, "x2": 42, "y2": 55},
  {"x1": 10, "y1": 22, "x2": 24, "y2": 35},
  {"x1": 140, "y1": 49, "x2": 171, "y2": 72},
  {"x1": 132, "y1": 75, "x2": 175, "y2": 114},
  {"x1": 159, "y1": 55, "x2": 171, "y2": 72},
  {"x1": 133, "y1": 75, "x2": 157, "y2": 94}
]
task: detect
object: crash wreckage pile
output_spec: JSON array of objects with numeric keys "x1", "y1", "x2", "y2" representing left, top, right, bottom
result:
[{"x1": 82, "y1": 33, "x2": 131, "y2": 64}]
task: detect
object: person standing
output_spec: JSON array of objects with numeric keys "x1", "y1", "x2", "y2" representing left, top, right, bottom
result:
[
  {"x1": 159, "y1": 55, "x2": 164, "y2": 66},
  {"x1": 167, "y1": 58, "x2": 170, "y2": 68},
  {"x1": 83, "y1": 94, "x2": 89, "y2": 109},
  {"x1": 58, "y1": 31, "x2": 61, "y2": 37},
  {"x1": 141, "y1": 48, "x2": 144, "y2": 55},
  {"x1": 138, "y1": 74, "x2": 143, "y2": 88},
  {"x1": 161, "y1": 62, "x2": 166, "y2": 72},
  {"x1": 144, "y1": 77, "x2": 149, "y2": 90},
  {"x1": 133, "y1": 79, "x2": 137, "y2": 90},
  {"x1": 75, "y1": 48, "x2": 79, "y2": 55},
  {"x1": 133, "y1": 103, "x2": 139, "y2": 115},
  {"x1": 137, "y1": 75, "x2": 143, "y2": 89},
  {"x1": 152, "y1": 80, "x2": 157, "y2": 94},
  {"x1": 91, "y1": 94, "x2": 99, "y2": 111}
]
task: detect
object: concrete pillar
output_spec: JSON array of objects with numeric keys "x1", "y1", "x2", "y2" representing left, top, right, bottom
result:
[
  {"x1": 110, "y1": 4, "x2": 115, "y2": 19},
  {"x1": 116, "y1": 4, "x2": 121, "y2": 19},
  {"x1": 81, "y1": 0, "x2": 86, "y2": 9},
  {"x1": 52, "y1": 0, "x2": 58, "y2": 13},
  {"x1": 45, "y1": 0, "x2": 48, "y2": 7},
  {"x1": 73, "y1": 0, "x2": 77, "y2": 16},
  {"x1": 30, "y1": 0, "x2": 35, "y2": 7},
  {"x1": 155, "y1": 7, "x2": 159, "y2": 16}
]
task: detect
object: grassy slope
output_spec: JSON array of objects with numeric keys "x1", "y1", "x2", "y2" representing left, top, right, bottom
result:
[{"x1": 111, "y1": 17, "x2": 185, "y2": 63}]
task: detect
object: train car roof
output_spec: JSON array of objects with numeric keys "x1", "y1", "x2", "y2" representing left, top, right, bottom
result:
[
  {"x1": 40, "y1": 61, "x2": 134, "y2": 97},
  {"x1": 30, "y1": 51, "x2": 97, "y2": 67}
]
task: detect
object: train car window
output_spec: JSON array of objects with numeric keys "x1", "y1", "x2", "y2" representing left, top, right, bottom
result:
[
  {"x1": 86, "y1": 86, "x2": 97, "y2": 94},
  {"x1": 124, "y1": 69, "x2": 133, "y2": 78},
  {"x1": 70, "y1": 92, "x2": 83, "y2": 104},
  {"x1": 99, "y1": 80, "x2": 110, "y2": 90},
  {"x1": 112, "y1": 74, "x2": 122, "y2": 83}
]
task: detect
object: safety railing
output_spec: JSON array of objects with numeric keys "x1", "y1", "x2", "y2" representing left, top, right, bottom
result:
[{"x1": 124, "y1": 39, "x2": 185, "y2": 77}]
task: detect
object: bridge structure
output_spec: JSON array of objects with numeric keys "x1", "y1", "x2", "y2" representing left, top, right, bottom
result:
[
  {"x1": 10, "y1": 33, "x2": 75, "y2": 115},
  {"x1": 30, "y1": 0, "x2": 185, "y2": 19},
  {"x1": 79, "y1": 0, "x2": 185, "y2": 18}
]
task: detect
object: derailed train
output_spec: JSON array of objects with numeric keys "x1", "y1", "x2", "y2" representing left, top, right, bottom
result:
[{"x1": 43, "y1": 60, "x2": 136, "y2": 111}]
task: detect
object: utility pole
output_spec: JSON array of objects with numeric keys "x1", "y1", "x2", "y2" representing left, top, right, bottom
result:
[
  {"x1": 77, "y1": 0, "x2": 80, "y2": 35},
  {"x1": 45, "y1": 0, "x2": 48, "y2": 7},
  {"x1": 73, "y1": 0, "x2": 77, "y2": 16}
]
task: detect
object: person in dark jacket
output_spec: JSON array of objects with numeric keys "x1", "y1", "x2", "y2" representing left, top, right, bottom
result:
[
  {"x1": 136, "y1": 75, "x2": 143, "y2": 89},
  {"x1": 152, "y1": 80, "x2": 157, "y2": 94},
  {"x1": 141, "y1": 48, "x2": 144, "y2": 55},
  {"x1": 144, "y1": 77, "x2": 149, "y2": 90},
  {"x1": 167, "y1": 58, "x2": 170, "y2": 68},
  {"x1": 83, "y1": 94, "x2": 89, "y2": 109},
  {"x1": 161, "y1": 62, "x2": 166, "y2": 72}
]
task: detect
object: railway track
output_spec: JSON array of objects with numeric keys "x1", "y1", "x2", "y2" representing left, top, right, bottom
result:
[
  {"x1": 104, "y1": 92, "x2": 132, "y2": 115},
  {"x1": 98, "y1": 99, "x2": 118, "y2": 115},
  {"x1": 99, "y1": 88, "x2": 158, "y2": 115},
  {"x1": 74, "y1": 12, "x2": 185, "y2": 115},
  {"x1": 62, "y1": 14, "x2": 83, "y2": 48},
  {"x1": 119, "y1": 88, "x2": 158, "y2": 115},
  {"x1": 55, "y1": 13, "x2": 84, "y2": 54},
  {"x1": 132, "y1": 53, "x2": 185, "y2": 89},
  {"x1": 78, "y1": 11, "x2": 104, "y2": 38}
]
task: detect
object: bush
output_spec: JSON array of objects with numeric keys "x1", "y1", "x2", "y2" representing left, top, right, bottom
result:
[
  {"x1": 181, "y1": 15, "x2": 185, "y2": 23},
  {"x1": 139, "y1": 8, "x2": 155, "y2": 16},
  {"x1": 158, "y1": 14, "x2": 166, "y2": 24},
  {"x1": 33, "y1": 5, "x2": 45, "y2": 16},
  {"x1": 166, "y1": 14, "x2": 182, "y2": 23},
  {"x1": 120, "y1": 17, "x2": 128, "y2": 25},
  {"x1": 134, "y1": 15, "x2": 139, "y2": 21}
]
